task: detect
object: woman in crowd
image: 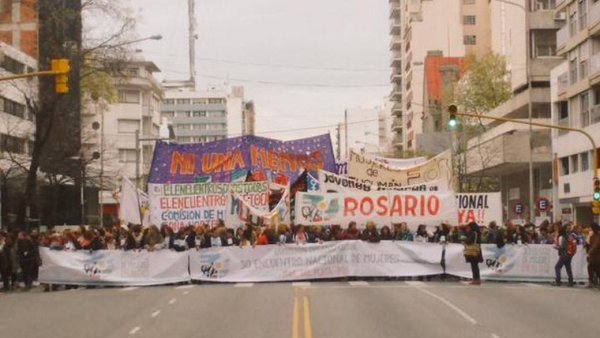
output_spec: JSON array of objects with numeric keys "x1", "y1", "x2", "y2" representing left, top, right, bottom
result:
[
  {"x1": 463, "y1": 222, "x2": 482, "y2": 285},
  {"x1": 362, "y1": 221, "x2": 380, "y2": 243},
  {"x1": 240, "y1": 223, "x2": 256, "y2": 247},
  {"x1": 414, "y1": 224, "x2": 431, "y2": 243},
  {"x1": 293, "y1": 225, "x2": 308, "y2": 245},
  {"x1": 344, "y1": 221, "x2": 361, "y2": 240},
  {"x1": 124, "y1": 225, "x2": 145, "y2": 251},
  {"x1": 144, "y1": 225, "x2": 165, "y2": 251},
  {"x1": 553, "y1": 224, "x2": 574, "y2": 287},
  {"x1": 380, "y1": 225, "x2": 393, "y2": 240},
  {"x1": 394, "y1": 222, "x2": 413, "y2": 241}
]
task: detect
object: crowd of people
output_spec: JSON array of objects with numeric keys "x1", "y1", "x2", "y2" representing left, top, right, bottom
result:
[{"x1": 1, "y1": 219, "x2": 600, "y2": 292}]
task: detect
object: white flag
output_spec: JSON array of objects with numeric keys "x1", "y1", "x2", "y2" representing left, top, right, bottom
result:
[{"x1": 119, "y1": 177, "x2": 142, "y2": 225}]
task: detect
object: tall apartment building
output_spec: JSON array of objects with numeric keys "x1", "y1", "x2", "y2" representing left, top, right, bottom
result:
[
  {"x1": 81, "y1": 52, "x2": 163, "y2": 222},
  {"x1": 0, "y1": 0, "x2": 37, "y2": 58},
  {"x1": 462, "y1": 0, "x2": 492, "y2": 58},
  {"x1": 462, "y1": 0, "x2": 562, "y2": 222},
  {"x1": 389, "y1": 0, "x2": 465, "y2": 156},
  {"x1": 160, "y1": 85, "x2": 255, "y2": 144},
  {"x1": 0, "y1": 41, "x2": 36, "y2": 224},
  {"x1": 550, "y1": 0, "x2": 600, "y2": 224}
]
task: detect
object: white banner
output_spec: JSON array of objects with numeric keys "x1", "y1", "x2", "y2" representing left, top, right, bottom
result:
[
  {"x1": 318, "y1": 170, "x2": 447, "y2": 193},
  {"x1": 189, "y1": 241, "x2": 444, "y2": 282},
  {"x1": 148, "y1": 181, "x2": 269, "y2": 230},
  {"x1": 39, "y1": 248, "x2": 190, "y2": 286},
  {"x1": 456, "y1": 193, "x2": 502, "y2": 225},
  {"x1": 347, "y1": 150, "x2": 453, "y2": 190},
  {"x1": 228, "y1": 184, "x2": 291, "y2": 226},
  {"x1": 372, "y1": 155, "x2": 427, "y2": 169},
  {"x1": 294, "y1": 191, "x2": 458, "y2": 228},
  {"x1": 444, "y1": 244, "x2": 588, "y2": 282}
]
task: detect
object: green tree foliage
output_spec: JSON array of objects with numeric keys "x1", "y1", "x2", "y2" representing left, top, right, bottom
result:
[{"x1": 452, "y1": 53, "x2": 511, "y2": 116}]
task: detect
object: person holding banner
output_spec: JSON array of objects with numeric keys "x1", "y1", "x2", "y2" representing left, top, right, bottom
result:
[
  {"x1": 587, "y1": 222, "x2": 600, "y2": 288},
  {"x1": 463, "y1": 222, "x2": 482, "y2": 285}
]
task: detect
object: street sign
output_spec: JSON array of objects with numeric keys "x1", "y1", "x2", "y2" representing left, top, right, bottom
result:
[
  {"x1": 536, "y1": 198, "x2": 550, "y2": 212},
  {"x1": 513, "y1": 202, "x2": 524, "y2": 215}
]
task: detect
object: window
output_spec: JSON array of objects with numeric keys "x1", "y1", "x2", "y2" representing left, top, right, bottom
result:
[
  {"x1": 2, "y1": 97, "x2": 26, "y2": 119},
  {"x1": 581, "y1": 152, "x2": 589, "y2": 171},
  {"x1": 162, "y1": 111, "x2": 174, "y2": 118},
  {"x1": 570, "y1": 154, "x2": 579, "y2": 173},
  {"x1": 533, "y1": 0, "x2": 556, "y2": 11},
  {"x1": 192, "y1": 98, "x2": 208, "y2": 104},
  {"x1": 164, "y1": 99, "x2": 175, "y2": 104},
  {"x1": 118, "y1": 90, "x2": 140, "y2": 103},
  {"x1": 569, "y1": 3, "x2": 578, "y2": 36},
  {"x1": 0, "y1": 134, "x2": 26, "y2": 154},
  {"x1": 463, "y1": 35, "x2": 477, "y2": 45},
  {"x1": 578, "y1": 0, "x2": 587, "y2": 31},
  {"x1": 560, "y1": 157, "x2": 570, "y2": 175},
  {"x1": 126, "y1": 68, "x2": 139, "y2": 76},
  {"x1": 177, "y1": 124, "x2": 191, "y2": 130},
  {"x1": 176, "y1": 99, "x2": 190, "y2": 105},
  {"x1": 177, "y1": 111, "x2": 191, "y2": 118},
  {"x1": 463, "y1": 16, "x2": 476, "y2": 25},
  {"x1": 581, "y1": 91, "x2": 590, "y2": 127},
  {"x1": 117, "y1": 119, "x2": 139, "y2": 133},
  {"x1": 208, "y1": 98, "x2": 225, "y2": 104},
  {"x1": 1, "y1": 56, "x2": 25, "y2": 74},
  {"x1": 192, "y1": 111, "x2": 206, "y2": 117},
  {"x1": 532, "y1": 30, "x2": 557, "y2": 57},
  {"x1": 118, "y1": 149, "x2": 137, "y2": 163},
  {"x1": 177, "y1": 137, "x2": 191, "y2": 143},
  {"x1": 569, "y1": 57, "x2": 578, "y2": 84}
]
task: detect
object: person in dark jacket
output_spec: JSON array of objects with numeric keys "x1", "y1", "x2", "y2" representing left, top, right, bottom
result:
[
  {"x1": 463, "y1": 222, "x2": 483, "y2": 285},
  {"x1": 553, "y1": 224, "x2": 574, "y2": 287},
  {"x1": 586, "y1": 222, "x2": 600, "y2": 288},
  {"x1": 17, "y1": 232, "x2": 36, "y2": 290},
  {"x1": 362, "y1": 221, "x2": 380, "y2": 243},
  {"x1": 124, "y1": 225, "x2": 145, "y2": 251},
  {"x1": 0, "y1": 232, "x2": 12, "y2": 292}
]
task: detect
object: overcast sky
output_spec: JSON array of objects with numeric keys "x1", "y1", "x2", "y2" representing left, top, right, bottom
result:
[{"x1": 129, "y1": 0, "x2": 390, "y2": 140}]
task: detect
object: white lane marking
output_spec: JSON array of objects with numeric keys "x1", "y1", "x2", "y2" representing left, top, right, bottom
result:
[
  {"x1": 292, "y1": 282, "x2": 311, "y2": 288},
  {"x1": 120, "y1": 287, "x2": 139, "y2": 292},
  {"x1": 234, "y1": 283, "x2": 255, "y2": 288},
  {"x1": 129, "y1": 327, "x2": 141, "y2": 335},
  {"x1": 491, "y1": 334, "x2": 502, "y2": 338},
  {"x1": 175, "y1": 284, "x2": 194, "y2": 289},
  {"x1": 522, "y1": 283, "x2": 544, "y2": 288},
  {"x1": 348, "y1": 281, "x2": 369, "y2": 286},
  {"x1": 405, "y1": 281, "x2": 426, "y2": 287},
  {"x1": 151, "y1": 310, "x2": 161, "y2": 318},
  {"x1": 168, "y1": 298, "x2": 177, "y2": 305},
  {"x1": 415, "y1": 287, "x2": 478, "y2": 325}
]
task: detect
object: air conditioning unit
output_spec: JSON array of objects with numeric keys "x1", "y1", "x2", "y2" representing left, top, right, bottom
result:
[{"x1": 554, "y1": 12, "x2": 567, "y2": 21}]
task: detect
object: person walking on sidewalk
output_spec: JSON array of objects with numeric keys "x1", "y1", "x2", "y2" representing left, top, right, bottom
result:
[{"x1": 553, "y1": 224, "x2": 575, "y2": 287}]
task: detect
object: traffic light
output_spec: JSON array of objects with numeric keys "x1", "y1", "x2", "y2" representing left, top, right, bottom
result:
[
  {"x1": 448, "y1": 104, "x2": 458, "y2": 129},
  {"x1": 594, "y1": 177, "x2": 600, "y2": 201},
  {"x1": 51, "y1": 58, "x2": 70, "y2": 94}
]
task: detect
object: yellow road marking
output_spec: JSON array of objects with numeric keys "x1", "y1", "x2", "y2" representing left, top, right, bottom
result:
[
  {"x1": 292, "y1": 295, "x2": 299, "y2": 338},
  {"x1": 303, "y1": 296, "x2": 313, "y2": 338}
]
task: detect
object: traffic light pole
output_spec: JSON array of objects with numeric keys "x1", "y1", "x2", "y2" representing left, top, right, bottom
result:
[
  {"x1": 0, "y1": 70, "x2": 65, "y2": 82},
  {"x1": 449, "y1": 109, "x2": 599, "y2": 218}
]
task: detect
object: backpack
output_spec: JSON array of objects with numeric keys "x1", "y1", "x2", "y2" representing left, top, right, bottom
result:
[{"x1": 566, "y1": 234, "x2": 577, "y2": 256}]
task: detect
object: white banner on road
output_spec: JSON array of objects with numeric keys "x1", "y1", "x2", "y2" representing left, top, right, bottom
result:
[
  {"x1": 189, "y1": 241, "x2": 444, "y2": 282},
  {"x1": 444, "y1": 243, "x2": 588, "y2": 282},
  {"x1": 294, "y1": 191, "x2": 458, "y2": 228},
  {"x1": 39, "y1": 248, "x2": 190, "y2": 286}
]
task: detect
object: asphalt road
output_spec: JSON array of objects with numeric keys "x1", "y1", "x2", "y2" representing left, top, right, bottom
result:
[{"x1": 1, "y1": 281, "x2": 599, "y2": 338}]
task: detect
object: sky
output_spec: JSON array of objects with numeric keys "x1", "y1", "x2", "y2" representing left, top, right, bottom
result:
[{"x1": 128, "y1": 0, "x2": 390, "y2": 140}]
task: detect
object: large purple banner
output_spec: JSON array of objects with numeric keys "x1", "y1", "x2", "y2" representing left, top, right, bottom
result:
[{"x1": 148, "y1": 134, "x2": 336, "y2": 184}]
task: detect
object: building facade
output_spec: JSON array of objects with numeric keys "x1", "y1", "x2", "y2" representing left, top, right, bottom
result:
[
  {"x1": 160, "y1": 85, "x2": 254, "y2": 144},
  {"x1": 0, "y1": 0, "x2": 37, "y2": 58},
  {"x1": 550, "y1": 0, "x2": 600, "y2": 224}
]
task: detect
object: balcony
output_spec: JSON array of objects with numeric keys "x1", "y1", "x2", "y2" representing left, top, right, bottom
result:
[
  {"x1": 392, "y1": 118, "x2": 403, "y2": 131},
  {"x1": 390, "y1": 52, "x2": 402, "y2": 67},
  {"x1": 590, "y1": 1, "x2": 600, "y2": 34},
  {"x1": 556, "y1": 25, "x2": 568, "y2": 50},
  {"x1": 393, "y1": 135, "x2": 403, "y2": 147},
  {"x1": 389, "y1": 36, "x2": 402, "y2": 50},
  {"x1": 390, "y1": 1, "x2": 400, "y2": 18},
  {"x1": 591, "y1": 53, "x2": 600, "y2": 78},
  {"x1": 390, "y1": 69, "x2": 402, "y2": 82},
  {"x1": 389, "y1": 18, "x2": 401, "y2": 35},
  {"x1": 391, "y1": 102, "x2": 402, "y2": 116},
  {"x1": 390, "y1": 85, "x2": 402, "y2": 100},
  {"x1": 557, "y1": 72, "x2": 569, "y2": 94}
]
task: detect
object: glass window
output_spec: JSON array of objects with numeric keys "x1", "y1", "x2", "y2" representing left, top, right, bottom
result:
[
  {"x1": 208, "y1": 98, "x2": 225, "y2": 104},
  {"x1": 177, "y1": 111, "x2": 191, "y2": 118},
  {"x1": 532, "y1": 30, "x2": 557, "y2": 57},
  {"x1": 560, "y1": 157, "x2": 570, "y2": 175},
  {"x1": 126, "y1": 68, "x2": 139, "y2": 76},
  {"x1": 463, "y1": 35, "x2": 476, "y2": 45},
  {"x1": 1, "y1": 56, "x2": 25, "y2": 74},
  {"x1": 192, "y1": 111, "x2": 206, "y2": 117},
  {"x1": 581, "y1": 152, "x2": 589, "y2": 171},
  {"x1": 2, "y1": 97, "x2": 26, "y2": 119},
  {"x1": 571, "y1": 154, "x2": 579, "y2": 173},
  {"x1": 463, "y1": 16, "x2": 476, "y2": 25},
  {"x1": 578, "y1": 0, "x2": 587, "y2": 31},
  {"x1": 164, "y1": 99, "x2": 175, "y2": 104},
  {"x1": 118, "y1": 90, "x2": 140, "y2": 104},
  {"x1": 581, "y1": 91, "x2": 590, "y2": 127},
  {"x1": 118, "y1": 149, "x2": 137, "y2": 163},
  {"x1": 176, "y1": 99, "x2": 190, "y2": 105},
  {"x1": 533, "y1": 0, "x2": 556, "y2": 11},
  {"x1": 0, "y1": 133, "x2": 26, "y2": 154},
  {"x1": 162, "y1": 111, "x2": 174, "y2": 118}
]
